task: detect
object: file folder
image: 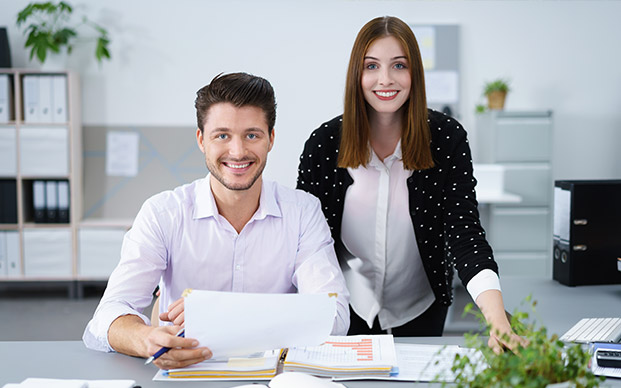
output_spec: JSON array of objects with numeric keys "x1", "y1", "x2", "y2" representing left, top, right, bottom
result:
[
  {"x1": 33, "y1": 180, "x2": 46, "y2": 223},
  {"x1": 45, "y1": 180, "x2": 58, "y2": 223},
  {"x1": 38, "y1": 76, "x2": 52, "y2": 123},
  {"x1": 51, "y1": 75, "x2": 67, "y2": 123},
  {"x1": 23, "y1": 75, "x2": 40, "y2": 122},
  {"x1": 0, "y1": 232, "x2": 7, "y2": 276},
  {"x1": 0, "y1": 179, "x2": 17, "y2": 224},
  {"x1": 57, "y1": 180, "x2": 69, "y2": 223},
  {"x1": 5, "y1": 230, "x2": 20, "y2": 277},
  {"x1": 0, "y1": 74, "x2": 10, "y2": 122}
]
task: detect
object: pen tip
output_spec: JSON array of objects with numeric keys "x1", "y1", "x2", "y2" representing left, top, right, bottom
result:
[{"x1": 145, "y1": 357, "x2": 154, "y2": 365}]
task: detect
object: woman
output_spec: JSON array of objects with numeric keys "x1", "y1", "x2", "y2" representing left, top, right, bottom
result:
[{"x1": 297, "y1": 16, "x2": 522, "y2": 351}]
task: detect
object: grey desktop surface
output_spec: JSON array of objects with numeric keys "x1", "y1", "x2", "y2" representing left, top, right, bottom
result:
[{"x1": 2, "y1": 277, "x2": 620, "y2": 387}]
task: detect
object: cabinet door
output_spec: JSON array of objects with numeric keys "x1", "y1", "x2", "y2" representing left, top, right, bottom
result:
[
  {"x1": 488, "y1": 207, "x2": 550, "y2": 251},
  {"x1": 503, "y1": 164, "x2": 552, "y2": 206},
  {"x1": 494, "y1": 117, "x2": 552, "y2": 162},
  {"x1": 78, "y1": 228, "x2": 125, "y2": 277},
  {"x1": 494, "y1": 252, "x2": 549, "y2": 277},
  {"x1": 19, "y1": 127, "x2": 68, "y2": 176},
  {"x1": 23, "y1": 228, "x2": 72, "y2": 276},
  {"x1": 0, "y1": 126, "x2": 16, "y2": 176}
]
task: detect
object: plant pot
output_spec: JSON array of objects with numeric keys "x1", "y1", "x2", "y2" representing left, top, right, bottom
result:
[
  {"x1": 29, "y1": 48, "x2": 70, "y2": 71},
  {"x1": 486, "y1": 91, "x2": 507, "y2": 110}
]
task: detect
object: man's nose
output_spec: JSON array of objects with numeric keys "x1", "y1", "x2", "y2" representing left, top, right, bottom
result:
[{"x1": 228, "y1": 137, "x2": 246, "y2": 158}]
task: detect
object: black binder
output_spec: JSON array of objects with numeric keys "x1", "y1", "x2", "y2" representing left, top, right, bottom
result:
[
  {"x1": 57, "y1": 180, "x2": 70, "y2": 223},
  {"x1": 0, "y1": 180, "x2": 17, "y2": 224},
  {"x1": 33, "y1": 180, "x2": 46, "y2": 223},
  {"x1": 553, "y1": 180, "x2": 621, "y2": 286}
]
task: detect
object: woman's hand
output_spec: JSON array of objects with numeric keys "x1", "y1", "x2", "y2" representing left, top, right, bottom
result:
[{"x1": 475, "y1": 289, "x2": 528, "y2": 353}]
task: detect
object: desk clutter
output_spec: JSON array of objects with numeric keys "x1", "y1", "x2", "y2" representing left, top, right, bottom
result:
[{"x1": 153, "y1": 335, "x2": 485, "y2": 383}]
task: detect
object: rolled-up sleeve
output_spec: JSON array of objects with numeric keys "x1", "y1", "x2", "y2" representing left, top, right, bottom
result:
[{"x1": 293, "y1": 195, "x2": 350, "y2": 335}]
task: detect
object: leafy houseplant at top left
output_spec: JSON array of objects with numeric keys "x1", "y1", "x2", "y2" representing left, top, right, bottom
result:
[{"x1": 16, "y1": 1, "x2": 111, "y2": 65}]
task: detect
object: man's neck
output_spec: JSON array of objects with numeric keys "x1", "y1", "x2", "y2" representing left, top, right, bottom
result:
[{"x1": 209, "y1": 176, "x2": 263, "y2": 234}]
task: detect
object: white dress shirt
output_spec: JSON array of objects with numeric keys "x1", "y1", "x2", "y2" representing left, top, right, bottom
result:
[
  {"x1": 83, "y1": 176, "x2": 350, "y2": 352},
  {"x1": 340, "y1": 142, "x2": 500, "y2": 330}
]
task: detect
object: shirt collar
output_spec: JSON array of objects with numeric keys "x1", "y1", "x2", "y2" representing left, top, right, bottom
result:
[
  {"x1": 368, "y1": 140, "x2": 403, "y2": 169},
  {"x1": 193, "y1": 175, "x2": 282, "y2": 220}
]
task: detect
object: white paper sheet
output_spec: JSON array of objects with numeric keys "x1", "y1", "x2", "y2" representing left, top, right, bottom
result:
[
  {"x1": 339, "y1": 343, "x2": 485, "y2": 382},
  {"x1": 184, "y1": 290, "x2": 337, "y2": 359},
  {"x1": 106, "y1": 131, "x2": 139, "y2": 177}
]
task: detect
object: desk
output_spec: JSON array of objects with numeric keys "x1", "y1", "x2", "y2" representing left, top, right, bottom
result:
[{"x1": 2, "y1": 337, "x2": 621, "y2": 388}]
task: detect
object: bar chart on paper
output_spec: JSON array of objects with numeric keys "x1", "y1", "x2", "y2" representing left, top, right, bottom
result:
[{"x1": 283, "y1": 335, "x2": 398, "y2": 377}]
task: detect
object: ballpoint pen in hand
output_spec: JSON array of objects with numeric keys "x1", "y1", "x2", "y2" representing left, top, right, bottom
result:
[{"x1": 144, "y1": 328, "x2": 186, "y2": 365}]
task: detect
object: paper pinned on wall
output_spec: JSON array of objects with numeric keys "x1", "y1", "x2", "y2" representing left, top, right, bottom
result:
[
  {"x1": 106, "y1": 131, "x2": 139, "y2": 177},
  {"x1": 410, "y1": 25, "x2": 436, "y2": 70}
]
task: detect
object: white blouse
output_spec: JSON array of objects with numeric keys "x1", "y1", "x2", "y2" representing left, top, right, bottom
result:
[{"x1": 340, "y1": 142, "x2": 500, "y2": 330}]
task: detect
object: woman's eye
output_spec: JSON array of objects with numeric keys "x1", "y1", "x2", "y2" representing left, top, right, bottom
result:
[
  {"x1": 365, "y1": 63, "x2": 378, "y2": 70},
  {"x1": 394, "y1": 63, "x2": 407, "y2": 70}
]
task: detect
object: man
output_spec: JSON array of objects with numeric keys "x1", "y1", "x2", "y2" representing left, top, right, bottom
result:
[{"x1": 83, "y1": 73, "x2": 350, "y2": 369}]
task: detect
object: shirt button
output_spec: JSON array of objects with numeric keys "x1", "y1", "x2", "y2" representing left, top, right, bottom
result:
[{"x1": 235, "y1": 265, "x2": 241, "y2": 271}]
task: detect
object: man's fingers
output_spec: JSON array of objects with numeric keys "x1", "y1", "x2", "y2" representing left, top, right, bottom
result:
[
  {"x1": 153, "y1": 347, "x2": 212, "y2": 369},
  {"x1": 172, "y1": 311, "x2": 185, "y2": 326}
]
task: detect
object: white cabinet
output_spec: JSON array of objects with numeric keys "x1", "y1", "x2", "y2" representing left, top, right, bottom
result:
[
  {"x1": 476, "y1": 111, "x2": 553, "y2": 277},
  {"x1": 78, "y1": 228, "x2": 125, "y2": 278}
]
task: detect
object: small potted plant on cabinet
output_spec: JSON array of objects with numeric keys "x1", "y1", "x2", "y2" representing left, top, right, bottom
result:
[
  {"x1": 483, "y1": 78, "x2": 510, "y2": 110},
  {"x1": 16, "y1": 1, "x2": 111, "y2": 66}
]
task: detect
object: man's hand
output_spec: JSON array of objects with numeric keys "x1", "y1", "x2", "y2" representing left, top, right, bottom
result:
[
  {"x1": 145, "y1": 324, "x2": 212, "y2": 369},
  {"x1": 159, "y1": 297, "x2": 185, "y2": 326},
  {"x1": 108, "y1": 314, "x2": 211, "y2": 369}
]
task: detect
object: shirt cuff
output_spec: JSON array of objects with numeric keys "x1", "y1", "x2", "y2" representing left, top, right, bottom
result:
[
  {"x1": 465, "y1": 269, "x2": 501, "y2": 303},
  {"x1": 83, "y1": 304, "x2": 150, "y2": 352}
]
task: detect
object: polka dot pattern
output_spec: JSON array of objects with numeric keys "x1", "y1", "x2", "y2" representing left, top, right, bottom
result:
[{"x1": 296, "y1": 111, "x2": 499, "y2": 307}]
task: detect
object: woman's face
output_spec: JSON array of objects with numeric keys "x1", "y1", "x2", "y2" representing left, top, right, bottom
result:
[{"x1": 361, "y1": 35, "x2": 411, "y2": 116}]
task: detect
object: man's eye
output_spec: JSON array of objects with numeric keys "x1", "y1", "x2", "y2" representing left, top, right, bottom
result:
[
  {"x1": 217, "y1": 134, "x2": 227, "y2": 140},
  {"x1": 247, "y1": 134, "x2": 257, "y2": 140}
]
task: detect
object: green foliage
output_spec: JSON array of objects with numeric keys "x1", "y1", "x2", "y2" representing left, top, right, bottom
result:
[
  {"x1": 483, "y1": 78, "x2": 511, "y2": 96},
  {"x1": 446, "y1": 296, "x2": 604, "y2": 388},
  {"x1": 16, "y1": 1, "x2": 111, "y2": 64},
  {"x1": 475, "y1": 104, "x2": 487, "y2": 114}
]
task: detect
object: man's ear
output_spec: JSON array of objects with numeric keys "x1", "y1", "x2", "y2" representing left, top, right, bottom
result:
[
  {"x1": 196, "y1": 128, "x2": 205, "y2": 153},
  {"x1": 268, "y1": 128, "x2": 275, "y2": 152}
]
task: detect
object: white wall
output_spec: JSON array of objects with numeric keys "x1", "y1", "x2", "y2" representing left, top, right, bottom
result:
[{"x1": 2, "y1": 0, "x2": 620, "y2": 187}]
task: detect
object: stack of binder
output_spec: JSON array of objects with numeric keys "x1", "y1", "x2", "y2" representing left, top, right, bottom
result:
[
  {"x1": 32, "y1": 180, "x2": 69, "y2": 223},
  {"x1": 0, "y1": 74, "x2": 12, "y2": 122},
  {"x1": 0, "y1": 179, "x2": 17, "y2": 224},
  {"x1": 22, "y1": 75, "x2": 67, "y2": 123}
]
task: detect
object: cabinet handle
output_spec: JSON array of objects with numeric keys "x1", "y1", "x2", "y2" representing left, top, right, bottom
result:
[{"x1": 573, "y1": 219, "x2": 588, "y2": 225}]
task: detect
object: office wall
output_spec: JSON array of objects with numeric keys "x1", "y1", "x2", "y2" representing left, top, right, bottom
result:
[{"x1": 2, "y1": 0, "x2": 620, "y2": 192}]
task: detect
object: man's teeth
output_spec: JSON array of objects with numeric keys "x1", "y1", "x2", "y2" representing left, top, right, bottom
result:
[
  {"x1": 376, "y1": 91, "x2": 397, "y2": 97},
  {"x1": 227, "y1": 163, "x2": 250, "y2": 169}
]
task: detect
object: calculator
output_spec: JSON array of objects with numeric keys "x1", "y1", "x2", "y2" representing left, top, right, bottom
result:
[{"x1": 596, "y1": 350, "x2": 621, "y2": 368}]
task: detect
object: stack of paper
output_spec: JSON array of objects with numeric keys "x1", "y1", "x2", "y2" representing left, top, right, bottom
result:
[
  {"x1": 283, "y1": 335, "x2": 398, "y2": 378},
  {"x1": 2, "y1": 378, "x2": 135, "y2": 388},
  {"x1": 155, "y1": 350, "x2": 282, "y2": 381}
]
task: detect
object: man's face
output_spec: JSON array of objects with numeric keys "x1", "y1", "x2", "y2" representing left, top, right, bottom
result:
[{"x1": 197, "y1": 102, "x2": 274, "y2": 192}]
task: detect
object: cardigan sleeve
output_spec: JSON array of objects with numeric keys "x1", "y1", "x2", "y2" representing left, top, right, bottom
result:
[{"x1": 439, "y1": 117, "x2": 499, "y2": 286}]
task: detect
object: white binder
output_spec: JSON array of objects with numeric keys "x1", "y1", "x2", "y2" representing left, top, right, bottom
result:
[
  {"x1": 33, "y1": 180, "x2": 46, "y2": 223},
  {"x1": 6, "y1": 230, "x2": 20, "y2": 277},
  {"x1": 45, "y1": 180, "x2": 58, "y2": 222},
  {"x1": 38, "y1": 76, "x2": 53, "y2": 123},
  {"x1": 23, "y1": 75, "x2": 40, "y2": 122},
  {"x1": 0, "y1": 232, "x2": 7, "y2": 276},
  {"x1": 0, "y1": 74, "x2": 10, "y2": 122},
  {"x1": 57, "y1": 180, "x2": 69, "y2": 223},
  {"x1": 51, "y1": 75, "x2": 67, "y2": 123}
]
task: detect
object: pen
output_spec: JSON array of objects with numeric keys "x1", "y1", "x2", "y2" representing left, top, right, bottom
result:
[{"x1": 144, "y1": 328, "x2": 186, "y2": 365}]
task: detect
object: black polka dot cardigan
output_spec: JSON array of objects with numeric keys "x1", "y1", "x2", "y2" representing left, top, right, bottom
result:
[{"x1": 296, "y1": 110, "x2": 499, "y2": 307}]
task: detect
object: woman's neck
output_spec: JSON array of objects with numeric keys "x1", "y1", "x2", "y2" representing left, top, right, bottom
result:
[{"x1": 368, "y1": 109, "x2": 403, "y2": 162}]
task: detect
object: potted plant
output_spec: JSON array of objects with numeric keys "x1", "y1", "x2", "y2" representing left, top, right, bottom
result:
[
  {"x1": 445, "y1": 297, "x2": 604, "y2": 388},
  {"x1": 16, "y1": 1, "x2": 111, "y2": 65},
  {"x1": 483, "y1": 78, "x2": 510, "y2": 110}
]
